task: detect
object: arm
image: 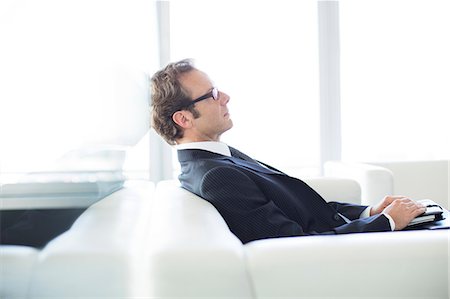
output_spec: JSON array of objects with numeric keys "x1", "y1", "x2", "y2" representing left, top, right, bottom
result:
[
  {"x1": 327, "y1": 201, "x2": 368, "y2": 220},
  {"x1": 329, "y1": 196, "x2": 426, "y2": 231},
  {"x1": 200, "y1": 167, "x2": 308, "y2": 243},
  {"x1": 199, "y1": 167, "x2": 392, "y2": 243},
  {"x1": 325, "y1": 201, "x2": 392, "y2": 233}
]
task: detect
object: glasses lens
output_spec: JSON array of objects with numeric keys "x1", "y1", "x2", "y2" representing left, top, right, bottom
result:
[{"x1": 212, "y1": 88, "x2": 219, "y2": 100}]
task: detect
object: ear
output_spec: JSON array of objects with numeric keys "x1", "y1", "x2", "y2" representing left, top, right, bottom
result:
[{"x1": 172, "y1": 111, "x2": 193, "y2": 129}]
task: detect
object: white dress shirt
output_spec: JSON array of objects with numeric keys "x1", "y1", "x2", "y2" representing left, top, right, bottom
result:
[{"x1": 175, "y1": 141, "x2": 231, "y2": 156}]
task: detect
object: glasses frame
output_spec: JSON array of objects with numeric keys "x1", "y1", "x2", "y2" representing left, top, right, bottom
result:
[{"x1": 184, "y1": 87, "x2": 219, "y2": 108}]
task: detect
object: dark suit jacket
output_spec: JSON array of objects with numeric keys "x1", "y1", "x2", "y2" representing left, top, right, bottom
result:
[{"x1": 178, "y1": 147, "x2": 391, "y2": 244}]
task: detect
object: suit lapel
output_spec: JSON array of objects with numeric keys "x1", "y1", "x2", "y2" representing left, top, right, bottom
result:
[
  {"x1": 227, "y1": 156, "x2": 284, "y2": 175},
  {"x1": 178, "y1": 148, "x2": 285, "y2": 176},
  {"x1": 229, "y1": 147, "x2": 255, "y2": 162},
  {"x1": 229, "y1": 147, "x2": 287, "y2": 175}
]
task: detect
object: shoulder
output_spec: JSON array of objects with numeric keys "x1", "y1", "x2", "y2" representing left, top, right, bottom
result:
[
  {"x1": 179, "y1": 158, "x2": 251, "y2": 193},
  {"x1": 200, "y1": 166, "x2": 260, "y2": 198},
  {"x1": 183, "y1": 156, "x2": 244, "y2": 178},
  {"x1": 202, "y1": 165, "x2": 252, "y2": 184}
]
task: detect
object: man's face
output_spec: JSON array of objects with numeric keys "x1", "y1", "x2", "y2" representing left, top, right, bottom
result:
[{"x1": 178, "y1": 69, "x2": 233, "y2": 141}]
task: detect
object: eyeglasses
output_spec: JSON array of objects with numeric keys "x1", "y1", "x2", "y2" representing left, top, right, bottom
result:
[{"x1": 185, "y1": 87, "x2": 219, "y2": 107}]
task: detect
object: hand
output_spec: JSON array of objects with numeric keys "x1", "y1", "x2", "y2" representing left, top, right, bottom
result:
[
  {"x1": 370, "y1": 195, "x2": 405, "y2": 216},
  {"x1": 382, "y1": 198, "x2": 427, "y2": 230}
]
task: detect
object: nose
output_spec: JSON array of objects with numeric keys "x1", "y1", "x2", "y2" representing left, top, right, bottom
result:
[{"x1": 219, "y1": 91, "x2": 230, "y2": 105}]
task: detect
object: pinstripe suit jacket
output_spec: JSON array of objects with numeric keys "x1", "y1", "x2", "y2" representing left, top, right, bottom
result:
[{"x1": 178, "y1": 147, "x2": 391, "y2": 244}]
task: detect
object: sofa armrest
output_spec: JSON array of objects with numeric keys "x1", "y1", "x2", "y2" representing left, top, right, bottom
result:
[
  {"x1": 371, "y1": 160, "x2": 449, "y2": 209},
  {"x1": 0, "y1": 245, "x2": 39, "y2": 298},
  {"x1": 304, "y1": 177, "x2": 361, "y2": 205},
  {"x1": 28, "y1": 180, "x2": 154, "y2": 298},
  {"x1": 245, "y1": 230, "x2": 449, "y2": 298},
  {"x1": 324, "y1": 161, "x2": 394, "y2": 206}
]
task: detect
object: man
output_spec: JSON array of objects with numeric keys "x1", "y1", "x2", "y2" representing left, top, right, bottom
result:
[{"x1": 150, "y1": 59, "x2": 426, "y2": 244}]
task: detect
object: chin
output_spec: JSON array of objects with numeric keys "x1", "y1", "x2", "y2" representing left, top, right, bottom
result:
[
  {"x1": 227, "y1": 119, "x2": 233, "y2": 129},
  {"x1": 221, "y1": 121, "x2": 233, "y2": 134}
]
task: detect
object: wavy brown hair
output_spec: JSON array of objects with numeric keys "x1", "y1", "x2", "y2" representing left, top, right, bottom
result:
[{"x1": 150, "y1": 59, "x2": 200, "y2": 145}]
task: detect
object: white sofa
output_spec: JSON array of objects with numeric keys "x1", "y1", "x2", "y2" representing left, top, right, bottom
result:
[
  {"x1": 0, "y1": 180, "x2": 154, "y2": 299},
  {"x1": 149, "y1": 179, "x2": 450, "y2": 299},
  {"x1": 1, "y1": 178, "x2": 449, "y2": 298},
  {"x1": 325, "y1": 160, "x2": 449, "y2": 209}
]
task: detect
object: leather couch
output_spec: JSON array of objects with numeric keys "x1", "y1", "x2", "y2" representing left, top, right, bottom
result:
[
  {"x1": 1, "y1": 181, "x2": 154, "y2": 298},
  {"x1": 149, "y1": 179, "x2": 449, "y2": 299},
  {"x1": 1, "y1": 178, "x2": 449, "y2": 298},
  {"x1": 325, "y1": 160, "x2": 449, "y2": 209}
]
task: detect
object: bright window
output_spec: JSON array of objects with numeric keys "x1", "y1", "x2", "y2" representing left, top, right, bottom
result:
[
  {"x1": 0, "y1": 0, "x2": 156, "y2": 177},
  {"x1": 170, "y1": 0, "x2": 320, "y2": 177},
  {"x1": 340, "y1": 0, "x2": 450, "y2": 162}
]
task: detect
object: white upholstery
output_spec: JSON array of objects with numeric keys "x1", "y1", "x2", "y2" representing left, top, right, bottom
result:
[
  {"x1": 148, "y1": 180, "x2": 254, "y2": 298},
  {"x1": 150, "y1": 179, "x2": 449, "y2": 299},
  {"x1": 29, "y1": 180, "x2": 154, "y2": 298},
  {"x1": 375, "y1": 160, "x2": 449, "y2": 209},
  {"x1": 304, "y1": 177, "x2": 361, "y2": 205},
  {"x1": 325, "y1": 160, "x2": 449, "y2": 209},
  {"x1": 245, "y1": 230, "x2": 449, "y2": 298},
  {"x1": 324, "y1": 161, "x2": 394, "y2": 206},
  {"x1": 0, "y1": 246, "x2": 38, "y2": 299},
  {"x1": 2, "y1": 178, "x2": 449, "y2": 298}
]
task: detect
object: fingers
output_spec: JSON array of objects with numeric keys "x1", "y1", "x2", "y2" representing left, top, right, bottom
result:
[
  {"x1": 384, "y1": 195, "x2": 408, "y2": 202},
  {"x1": 384, "y1": 196, "x2": 425, "y2": 208},
  {"x1": 392, "y1": 197, "x2": 426, "y2": 213},
  {"x1": 382, "y1": 195, "x2": 408, "y2": 207},
  {"x1": 380, "y1": 195, "x2": 410, "y2": 210},
  {"x1": 400, "y1": 198, "x2": 425, "y2": 209},
  {"x1": 383, "y1": 197, "x2": 428, "y2": 230},
  {"x1": 411, "y1": 201, "x2": 427, "y2": 217},
  {"x1": 372, "y1": 195, "x2": 413, "y2": 216}
]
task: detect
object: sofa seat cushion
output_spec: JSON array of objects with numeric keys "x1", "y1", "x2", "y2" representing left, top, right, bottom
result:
[
  {"x1": 245, "y1": 230, "x2": 449, "y2": 298},
  {"x1": 0, "y1": 245, "x2": 39, "y2": 298}
]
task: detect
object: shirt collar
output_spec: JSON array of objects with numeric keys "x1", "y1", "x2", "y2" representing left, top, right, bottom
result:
[{"x1": 175, "y1": 141, "x2": 231, "y2": 157}]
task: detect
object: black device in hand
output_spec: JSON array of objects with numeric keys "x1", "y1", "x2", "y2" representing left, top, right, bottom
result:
[{"x1": 407, "y1": 199, "x2": 444, "y2": 227}]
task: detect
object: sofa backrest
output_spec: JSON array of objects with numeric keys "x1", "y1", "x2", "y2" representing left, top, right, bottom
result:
[
  {"x1": 28, "y1": 181, "x2": 154, "y2": 298},
  {"x1": 304, "y1": 177, "x2": 361, "y2": 205},
  {"x1": 148, "y1": 180, "x2": 254, "y2": 299},
  {"x1": 375, "y1": 160, "x2": 449, "y2": 208}
]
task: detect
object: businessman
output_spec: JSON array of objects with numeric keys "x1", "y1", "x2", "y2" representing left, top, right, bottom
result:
[{"x1": 150, "y1": 59, "x2": 426, "y2": 244}]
